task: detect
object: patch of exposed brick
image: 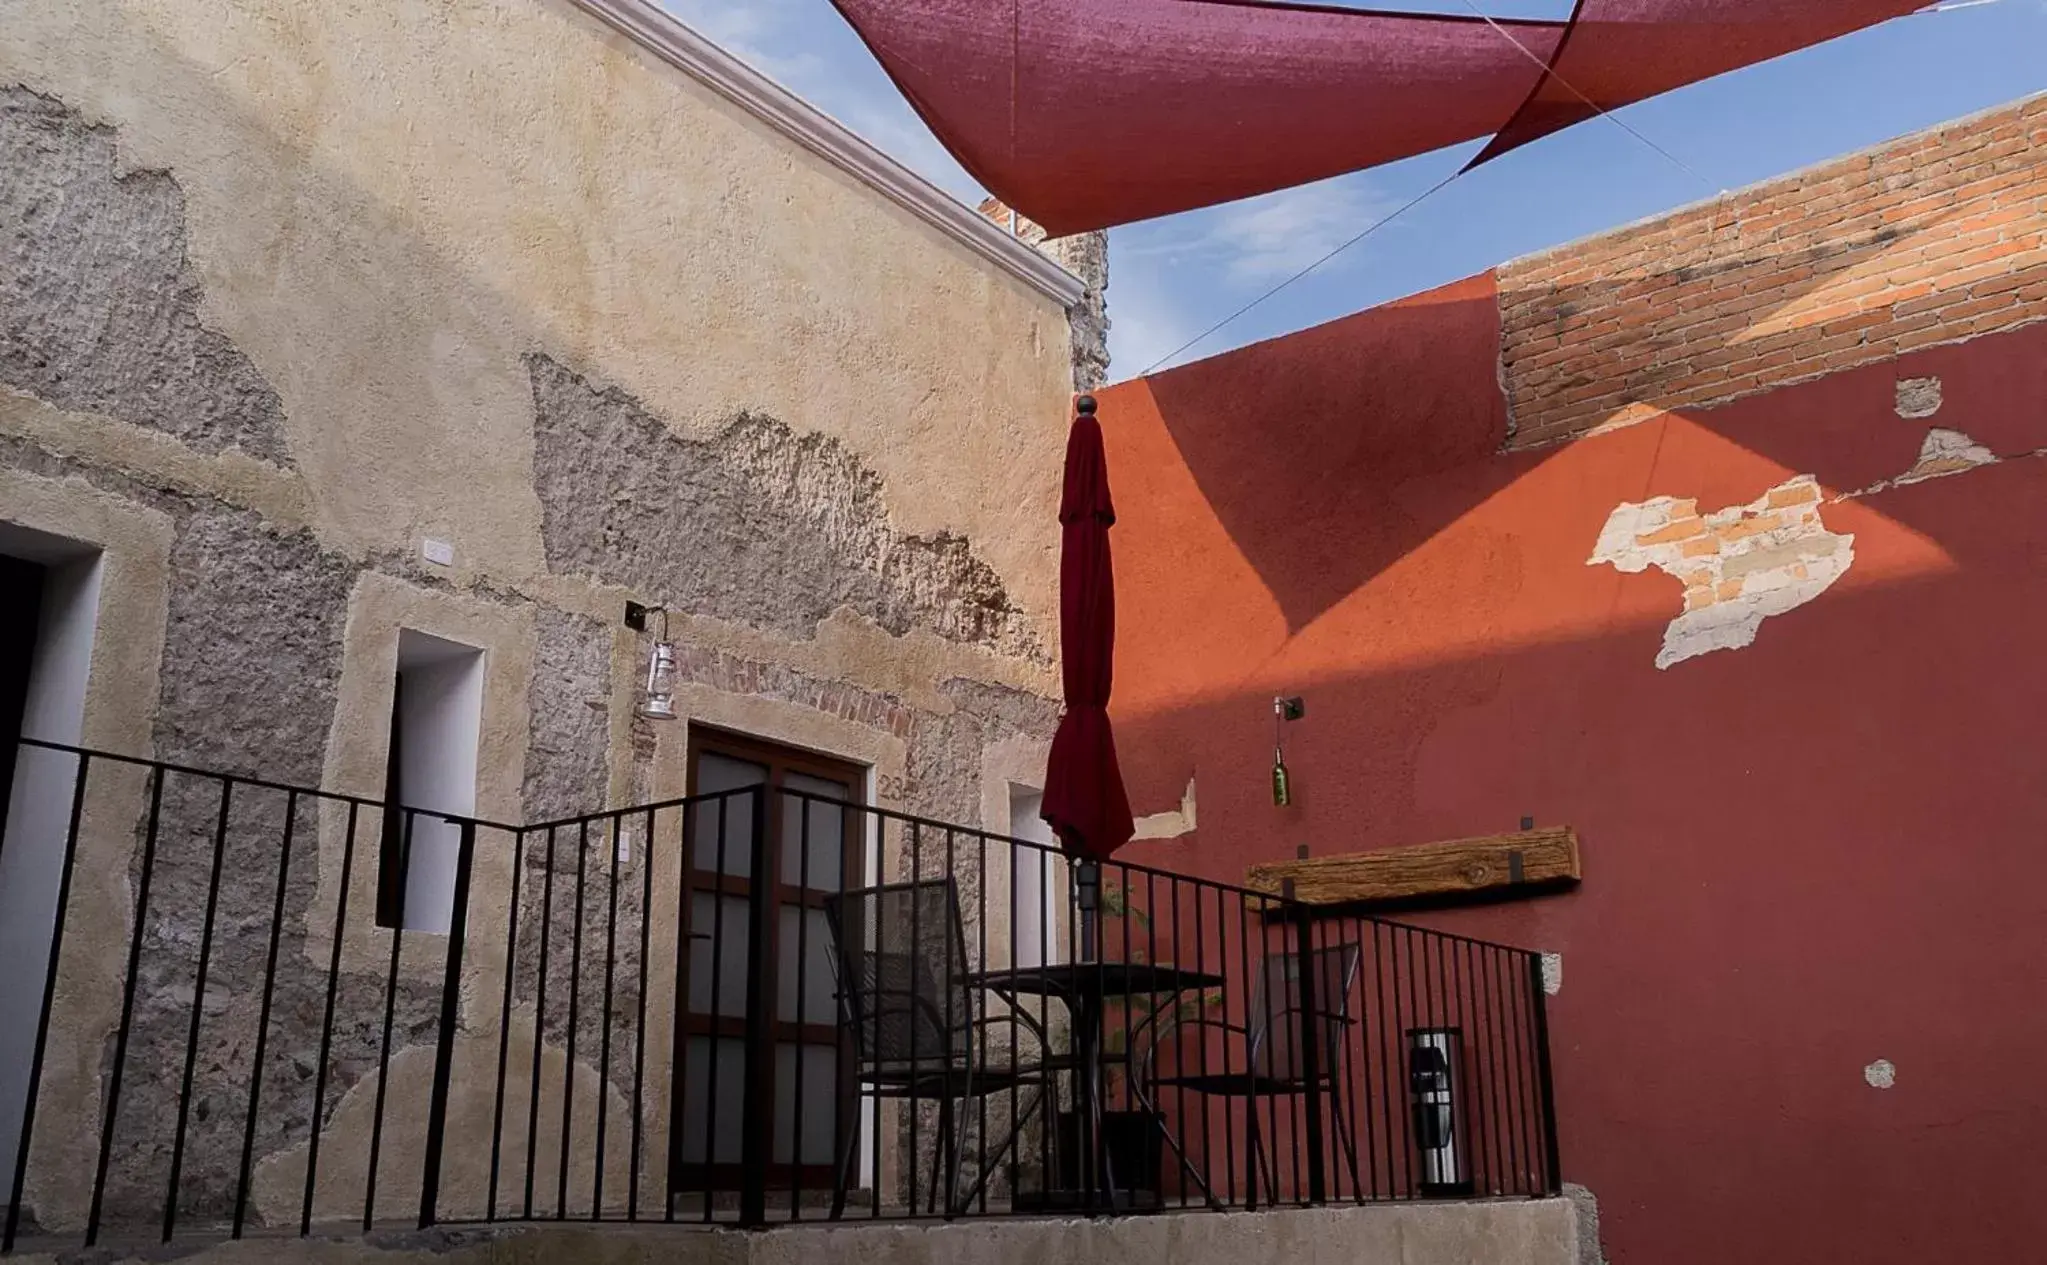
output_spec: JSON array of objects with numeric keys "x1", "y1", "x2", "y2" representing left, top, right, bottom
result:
[
  {"x1": 1501, "y1": 93, "x2": 2047, "y2": 448},
  {"x1": 1588, "y1": 475, "x2": 1855, "y2": 669},
  {"x1": 669, "y1": 642, "x2": 918, "y2": 741}
]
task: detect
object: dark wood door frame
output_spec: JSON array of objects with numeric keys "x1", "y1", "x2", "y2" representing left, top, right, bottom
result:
[{"x1": 670, "y1": 726, "x2": 865, "y2": 1194}]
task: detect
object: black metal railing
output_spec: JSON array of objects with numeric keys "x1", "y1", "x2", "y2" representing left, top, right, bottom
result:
[{"x1": 0, "y1": 740, "x2": 1558, "y2": 1251}]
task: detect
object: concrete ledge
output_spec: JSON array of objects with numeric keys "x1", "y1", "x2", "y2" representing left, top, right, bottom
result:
[{"x1": 10, "y1": 1201, "x2": 1579, "y2": 1265}]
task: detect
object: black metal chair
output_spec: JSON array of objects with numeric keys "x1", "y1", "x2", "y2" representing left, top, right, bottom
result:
[
  {"x1": 1140, "y1": 941, "x2": 1363, "y2": 1208},
  {"x1": 823, "y1": 878, "x2": 1071, "y2": 1215}
]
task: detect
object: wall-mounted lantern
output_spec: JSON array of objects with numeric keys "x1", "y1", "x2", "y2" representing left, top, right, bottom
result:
[
  {"x1": 1272, "y1": 695, "x2": 1304, "y2": 807},
  {"x1": 626, "y1": 601, "x2": 677, "y2": 721}
]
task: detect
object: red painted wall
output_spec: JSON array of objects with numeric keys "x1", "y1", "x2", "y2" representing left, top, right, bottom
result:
[{"x1": 1098, "y1": 271, "x2": 2047, "y2": 1263}]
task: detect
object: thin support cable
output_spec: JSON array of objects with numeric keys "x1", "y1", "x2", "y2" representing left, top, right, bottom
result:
[
  {"x1": 1457, "y1": 0, "x2": 1721, "y2": 195},
  {"x1": 1141, "y1": 0, "x2": 1962, "y2": 376},
  {"x1": 1137, "y1": 166, "x2": 1462, "y2": 375}
]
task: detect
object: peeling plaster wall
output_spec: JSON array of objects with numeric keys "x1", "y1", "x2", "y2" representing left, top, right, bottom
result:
[
  {"x1": 1101, "y1": 251, "x2": 2047, "y2": 1265},
  {"x1": 1587, "y1": 476, "x2": 1855, "y2": 669},
  {"x1": 0, "y1": 0, "x2": 1070, "y2": 1234},
  {"x1": 0, "y1": 87, "x2": 290, "y2": 462},
  {"x1": 527, "y1": 355, "x2": 1041, "y2": 662}
]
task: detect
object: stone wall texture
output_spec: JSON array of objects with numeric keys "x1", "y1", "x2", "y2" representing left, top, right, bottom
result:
[
  {"x1": 1500, "y1": 92, "x2": 2047, "y2": 447},
  {"x1": 0, "y1": 87, "x2": 291, "y2": 462},
  {"x1": 0, "y1": 0, "x2": 1071, "y2": 1238}
]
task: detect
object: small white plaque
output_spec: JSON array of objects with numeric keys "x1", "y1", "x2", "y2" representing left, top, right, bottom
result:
[{"x1": 421, "y1": 538, "x2": 456, "y2": 566}]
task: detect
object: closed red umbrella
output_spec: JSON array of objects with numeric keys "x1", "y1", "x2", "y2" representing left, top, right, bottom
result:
[{"x1": 1041, "y1": 394, "x2": 1135, "y2": 863}]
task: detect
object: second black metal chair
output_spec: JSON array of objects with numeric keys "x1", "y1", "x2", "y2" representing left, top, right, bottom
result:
[
  {"x1": 823, "y1": 878, "x2": 1071, "y2": 1215},
  {"x1": 1141, "y1": 941, "x2": 1363, "y2": 1208}
]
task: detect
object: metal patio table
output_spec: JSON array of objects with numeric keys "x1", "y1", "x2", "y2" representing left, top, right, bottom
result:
[{"x1": 969, "y1": 961, "x2": 1225, "y2": 1210}]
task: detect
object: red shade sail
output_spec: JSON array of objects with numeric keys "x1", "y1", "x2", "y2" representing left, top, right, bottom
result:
[
  {"x1": 1471, "y1": 0, "x2": 1924, "y2": 166},
  {"x1": 1040, "y1": 396, "x2": 1135, "y2": 862},
  {"x1": 828, "y1": 0, "x2": 1923, "y2": 235}
]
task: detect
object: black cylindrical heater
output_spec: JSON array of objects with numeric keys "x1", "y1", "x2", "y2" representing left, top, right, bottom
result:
[{"x1": 1407, "y1": 1027, "x2": 1472, "y2": 1196}]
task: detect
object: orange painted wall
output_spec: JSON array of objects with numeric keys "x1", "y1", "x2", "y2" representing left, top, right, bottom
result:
[{"x1": 1098, "y1": 273, "x2": 2047, "y2": 1264}]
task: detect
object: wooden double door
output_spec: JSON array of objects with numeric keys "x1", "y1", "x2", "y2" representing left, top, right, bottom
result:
[{"x1": 670, "y1": 728, "x2": 863, "y2": 1195}]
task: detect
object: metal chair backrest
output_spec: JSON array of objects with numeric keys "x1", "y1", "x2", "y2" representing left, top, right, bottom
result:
[
  {"x1": 824, "y1": 879, "x2": 976, "y2": 1072},
  {"x1": 1248, "y1": 941, "x2": 1362, "y2": 1084}
]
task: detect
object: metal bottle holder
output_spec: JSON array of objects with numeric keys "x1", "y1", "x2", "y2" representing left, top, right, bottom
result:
[{"x1": 1407, "y1": 1027, "x2": 1472, "y2": 1196}]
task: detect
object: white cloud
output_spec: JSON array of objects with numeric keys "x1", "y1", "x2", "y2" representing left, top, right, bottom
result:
[
  {"x1": 1210, "y1": 180, "x2": 1397, "y2": 283},
  {"x1": 1122, "y1": 175, "x2": 1399, "y2": 290}
]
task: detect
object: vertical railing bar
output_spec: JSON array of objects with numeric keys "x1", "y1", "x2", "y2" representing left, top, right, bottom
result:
[
  {"x1": 666, "y1": 803, "x2": 693, "y2": 1226},
  {"x1": 1505, "y1": 949, "x2": 1537, "y2": 1194},
  {"x1": 629, "y1": 805, "x2": 656, "y2": 1222},
  {"x1": 234, "y1": 788, "x2": 301, "y2": 1237},
  {"x1": 1529, "y1": 951, "x2": 1563, "y2": 1196},
  {"x1": 1356, "y1": 919, "x2": 1382, "y2": 1203},
  {"x1": 523, "y1": 826, "x2": 558, "y2": 1221},
  {"x1": 487, "y1": 826, "x2": 527, "y2": 1223},
  {"x1": 4, "y1": 750, "x2": 92, "y2": 1253},
  {"x1": 1431, "y1": 926, "x2": 1452, "y2": 1197},
  {"x1": 1260, "y1": 896, "x2": 1277, "y2": 1203},
  {"x1": 1231, "y1": 888, "x2": 1252, "y2": 1209},
  {"x1": 870, "y1": 817, "x2": 885, "y2": 1222},
  {"x1": 418, "y1": 819, "x2": 478, "y2": 1229},
  {"x1": 1169, "y1": 874, "x2": 1187, "y2": 1210},
  {"x1": 1373, "y1": 921, "x2": 1397, "y2": 1202},
  {"x1": 1520, "y1": 951, "x2": 1546, "y2": 1194},
  {"x1": 87, "y1": 761, "x2": 165, "y2": 1246},
  {"x1": 1136, "y1": 866, "x2": 1154, "y2": 1212},
  {"x1": 363, "y1": 809, "x2": 413, "y2": 1234},
  {"x1": 1204, "y1": 884, "x2": 1225, "y2": 1210},
  {"x1": 702, "y1": 794, "x2": 728, "y2": 1226},
  {"x1": 1331, "y1": 917, "x2": 1362, "y2": 1204},
  {"x1": 1034, "y1": 840, "x2": 1049, "y2": 1217},
  {"x1": 1002, "y1": 828, "x2": 1017, "y2": 1222},
  {"x1": 1498, "y1": 945, "x2": 1531, "y2": 1195},
  {"x1": 592, "y1": 812, "x2": 625, "y2": 1221},
  {"x1": 1487, "y1": 945, "x2": 1515, "y2": 1196},
  {"x1": 1328, "y1": 914, "x2": 1354, "y2": 1203},
  {"x1": 1294, "y1": 902, "x2": 1326, "y2": 1206},
  {"x1": 790, "y1": 796, "x2": 812, "y2": 1221},
  {"x1": 164, "y1": 773, "x2": 235, "y2": 1244},
  {"x1": 974, "y1": 827, "x2": 988, "y2": 1217},
  {"x1": 303, "y1": 800, "x2": 362, "y2": 1236},
  {"x1": 1458, "y1": 938, "x2": 1492, "y2": 1195},
  {"x1": 1398, "y1": 925, "x2": 1421, "y2": 1200},
  {"x1": 939, "y1": 828, "x2": 959, "y2": 1220},
  {"x1": 737, "y1": 785, "x2": 773, "y2": 1228},
  {"x1": 557, "y1": 819, "x2": 590, "y2": 1220},
  {"x1": 907, "y1": 821, "x2": 923, "y2": 1217},
  {"x1": 1477, "y1": 947, "x2": 1507, "y2": 1194}
]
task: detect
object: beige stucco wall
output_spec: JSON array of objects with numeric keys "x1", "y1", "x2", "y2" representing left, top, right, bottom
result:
[
  {"x1": 0, "y1": 0, "x2": 1076, "y2": 1237},
  {"x1": 0, "y1": 0, "x2": 1074, "y2": 626}
]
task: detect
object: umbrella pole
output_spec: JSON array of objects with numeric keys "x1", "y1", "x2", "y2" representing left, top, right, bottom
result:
[{"x1": 1075, "y1": 860, "x2": 1100, "y2": 964}]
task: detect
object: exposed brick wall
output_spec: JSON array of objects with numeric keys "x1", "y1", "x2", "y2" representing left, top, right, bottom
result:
[{"x1": 1499, "y1": 92, "x2": 2047, "y2": 448}]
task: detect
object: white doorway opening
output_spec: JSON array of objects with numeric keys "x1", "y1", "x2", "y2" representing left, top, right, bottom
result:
[
  {"x1": 1008, "y1": 786, "x2": 1063, "y2": 968},
  {"x1": 376, "y1": 630, "x2": 484, "y2": 934},
  {"x1": 0, "y1": 524, "x2": 104, "y2": 1197}
]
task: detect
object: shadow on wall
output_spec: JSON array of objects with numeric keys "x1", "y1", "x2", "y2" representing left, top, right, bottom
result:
[
  {"x1": 1105, "y1": 479, "x2": 2047, "y2": 1265},
  {"x1": 1134, "y1": 198, "x2": 2044, "y2": 639},
  {"x1": 1140, "y1": 276, "x2": 1512, "y2": 637},
  {"x1": 1107, "y1": 328, "x2": 2047, "y2": 1265}
]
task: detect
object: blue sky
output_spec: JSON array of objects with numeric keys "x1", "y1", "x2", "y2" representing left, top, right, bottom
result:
[{"x1": 666, "y1": 0, "x2": 2047, "y2": 381}]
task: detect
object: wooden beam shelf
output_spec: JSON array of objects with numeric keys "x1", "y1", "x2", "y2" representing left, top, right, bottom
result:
[{"x1": 1246, "y1": 827, "x2": 1581, "y2": 909}]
